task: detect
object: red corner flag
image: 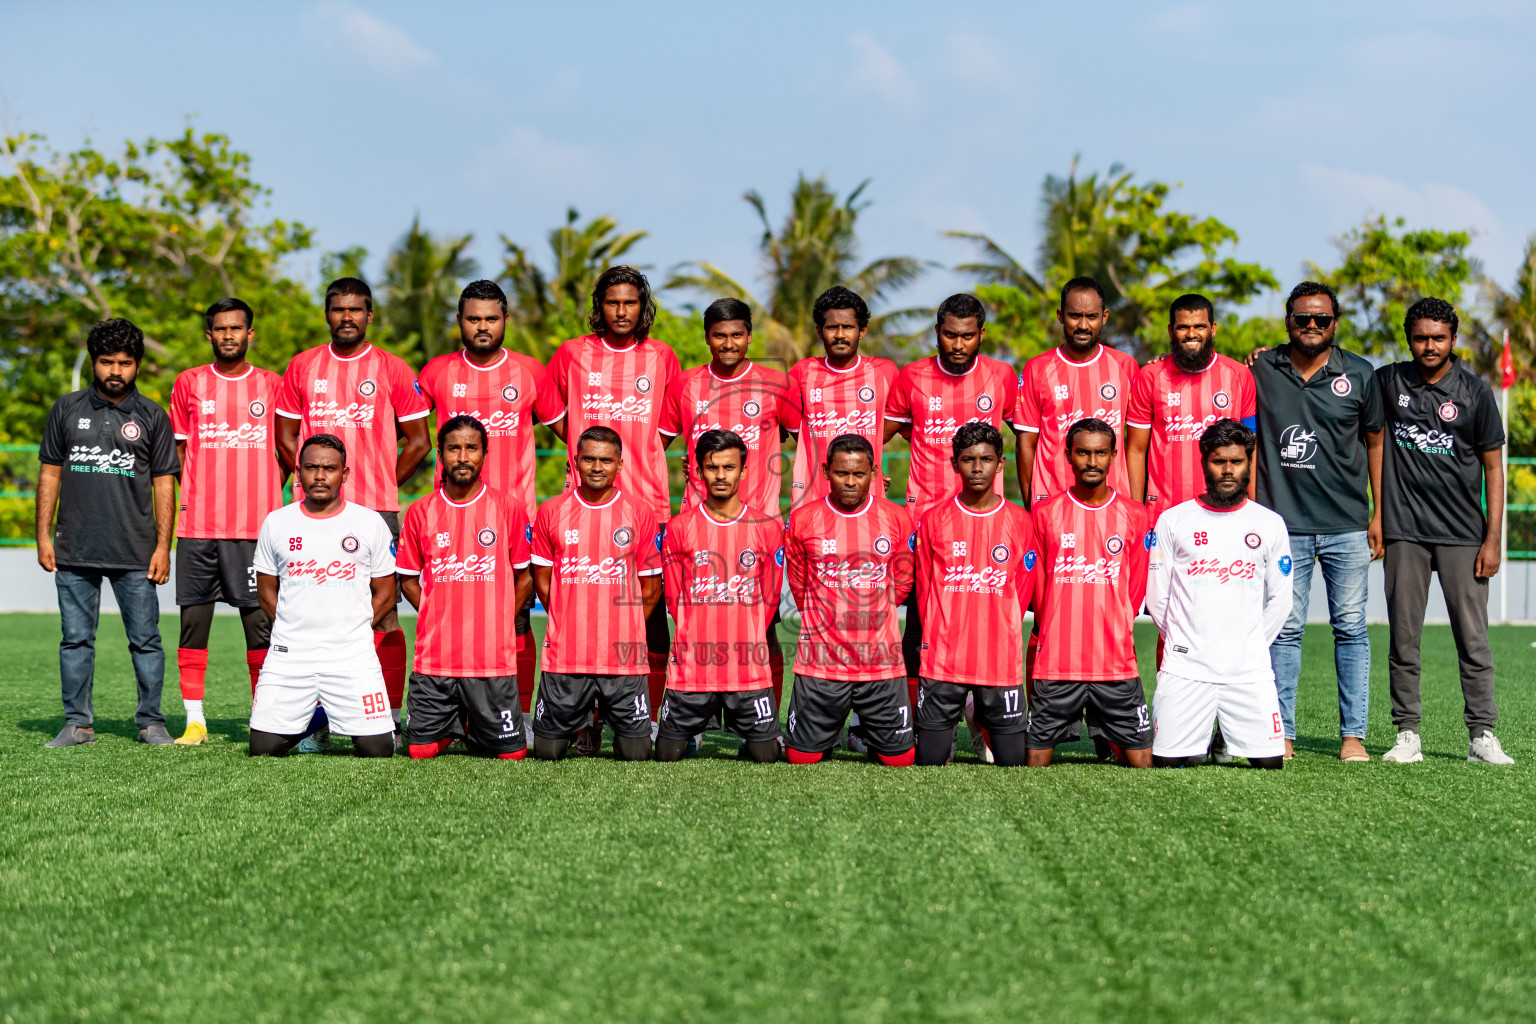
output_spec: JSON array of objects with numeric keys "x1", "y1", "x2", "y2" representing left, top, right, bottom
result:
[{"x1": 1501, "y1": 329, "x2": 1516, "y2": 391}]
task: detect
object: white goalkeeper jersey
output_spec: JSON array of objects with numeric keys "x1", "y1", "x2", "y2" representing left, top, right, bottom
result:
[{"x1": 1145, "y1": 496, "x2": 1293, "y2": 685}]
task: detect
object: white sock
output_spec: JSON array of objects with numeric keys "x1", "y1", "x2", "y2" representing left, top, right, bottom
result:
[
  {"x1": 391, "y1": 707, "x2": 402, "y2": 726},
  {"x1": 184, "y1": 699, "x2": 205, "y2": 727}
]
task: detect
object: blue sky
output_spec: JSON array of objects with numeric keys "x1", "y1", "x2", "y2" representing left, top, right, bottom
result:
[{"x1": 6, "y1": 1, "x2": 1534, "y2": 316}]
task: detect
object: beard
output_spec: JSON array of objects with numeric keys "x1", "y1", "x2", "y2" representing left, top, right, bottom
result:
[
  {"x1": 1202, "y1": 468, "x2": 1250, "y2": 508},
  {"x1": 1290, "y1": 335, "x2": 1331, "y2": 359},
  {"x1": 1171, "y1": 339, "x2": 1215, "y2": 374}
]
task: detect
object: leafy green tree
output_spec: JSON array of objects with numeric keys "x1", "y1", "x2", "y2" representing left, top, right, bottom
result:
[
  {"x1": 0, "y1": 128, "x2": 319, "y2": 440},
  {"x1": 379, "y1": 216, "x2": 477, "y2": 367},
  {"x1": 1485, "y1": 235, "x2": 1536, "y2": 384},
  {"x1": 667, "y1": 175, "x2": 927, "y2": 361},
  {"x1": 950, "y1": 159, "x2": 1276, "y2": 360}
]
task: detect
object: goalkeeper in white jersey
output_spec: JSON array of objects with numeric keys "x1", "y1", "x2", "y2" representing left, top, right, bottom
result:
[{"x1": 1146, "y1": 419, "x2": 1292, "y2": 768}]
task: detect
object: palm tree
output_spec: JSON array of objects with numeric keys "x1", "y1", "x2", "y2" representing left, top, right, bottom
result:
[
  {"x1": 667, "y1": 175, "x2": 926, "y2": 360},
  {"x1": 1483, "y1": 237, "x2": 1536, "y2": 381},
  {"x1": 379, "y1": 216, "x2": 477, "y2": 367},
  {"x1": 499, "y1": 207, "x2": 647, "y2": 359}
]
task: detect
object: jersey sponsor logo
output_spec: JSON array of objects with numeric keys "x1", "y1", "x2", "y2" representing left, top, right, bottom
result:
[
  {"x1": 1277, "y1": 425, "x2": 1318, "y2": 468},
  {"x1": 809, "y1": 557, "x2": 890, "y2": 588},
  {"x1": 1245, "y1": 532, "x2": 1262, "y2": 549},
  {"x1": 1185, "y1": 557, "x2": 1259, "y2": 584},
  {"x1": 77, "y1": 417, "x2": 91, "y2": 430},
  {"x1": 580, "y1": 391, "x2": 653, "y2": 421},
  {"x1": 557, "y1": 555, "x2": 630, "y2": 584},
  {"x1": 502, "y1": 384, "x2": 520, "y2": 403},
  {"x1": 873, "y1": 535, "x2": 892, "y2": 555},
  {"x1": 1158, "y1": 410, "x2": 1225, "y2": 441},
  {"x1": 1023, "y1": 548, "x2": 1037, "y2": 571},
  {"x1": 427, "y1": 551, "x2": 498, "y2": 581},
  {"x1": 634, "y1": 374, "x2": 652, "y2": 395},
  {"x1": 687, "y1": 570, "x2": 762, "y2": 605},
  {"x1": 976, "y1": 393, "x2": 994, "y2": 413},
  {"x1": 1105, "y1": 534, "x2": 1124, "y2": 555},
  {"x1": 685, "y1": 418, "x2": 763, "y2": 446},
  {"x1": 941, "y1": 562, "x2": 1009, "y2": 594},
  {"x1": 341, "y1": 534, "x2": 360, "y2": 553},
  {"x1": 67, "y1": 444, "x2": 136, "y2": 474},
  {"x1": 1279, "y1": 554, "x2": 1292, "y2": 576},
  {"x1": 314, "y1": 379, "x2": 329, "y2": 394},
  {"x1": 1437, "y1": 401, "x2": 1459, "y2": 422},
  {"x1": 737, "y1": 548, "x2": 758, "y2": 569},
  {"x1": 285, "y1": 558, "x2": 359, "y2": 584},
  {"x1": 1212, "y1": 390, "x2": 1230, "y2": 410},
  {"x1": 358, "y1": 379, "x2": 377, "y2": 398},
  {"x1": 804, "y1": 408, "x2": 879, "y2": 435},
  {"x1": 1099, "y1": 382, "x2": 1118, "y2": 401},
  {"x1": 120, "y1": 420, "x2": 141, "y2": 441},
  {"x1": 990, "y1": 542, "x2": 1011, "y2": 564},
  {"x1": 1050, "y1": 553, "x2": 1122, "y2": 585},
  {"x1": 1049, "y1": 407, "x2": 1124, "y2": 431},
  {"x1": 436, "y1": 531, "x2": 451, "y2": 548},
  {"x1": 197, "y1": 421, "x2": 270, "y2": 448},
  {"x1": 612, "y1": 526, "x2": 633, "y2": 547},
  {"x1": 1331, "y1": 376, "x2": 1353, "y2": 397},
  {"x1": 249, "y1": 399, "x2": 267, "y2": 418},
  {"x1": 477, "y1": 527, "x2": 497, "y2": 547},
  {"x1": 743, "y1": 399, "x2": 762, "y2": 418},
  {"x1": 305, "y1": 399, "x2": 377, "y2": 425},
  {"x1": 1391, "y1": 420, "x2": 1455, "y2": 455},
  {"x1": 1397, "y1": 394, "x2": 1411, "y2": 408}
]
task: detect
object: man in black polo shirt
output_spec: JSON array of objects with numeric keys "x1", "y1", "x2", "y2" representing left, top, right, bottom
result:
[
  {"x1": 1251, "y1": 282, "x2": 1384, "y2": 761},
  {"x1": 36, "y1": 318, "x2": 180, "y2": 747},
  {"x1": 1375, "y1": 298, "x2": 1511, "y2": 765}
]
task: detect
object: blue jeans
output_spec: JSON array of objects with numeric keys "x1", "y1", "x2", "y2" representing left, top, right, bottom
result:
[
  {"x1": 1268, "y1": 532, "x2": 1371, "y2": 740},
  {"x1": 56, "y1": 566, "x2": 166, "y2": 728}
]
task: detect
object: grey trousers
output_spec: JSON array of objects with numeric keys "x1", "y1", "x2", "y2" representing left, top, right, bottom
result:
[{"x1": 1384, "y1": 540, "x2": 1496, "y2": 737}]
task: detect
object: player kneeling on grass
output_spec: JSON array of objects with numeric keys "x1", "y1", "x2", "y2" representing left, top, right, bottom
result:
[
  {"x1": 529, "y1": 427, "x2": 662, "y2": 761},
  {"x1": 248, "y1": 434, "x2": 397, "y2": 757},
  {"x1": 397, "y1": 415, "x2": 533, "y2": 760},
  {"x1": 1146, "y1": 419, "x2": 1290, "y2": 769},
  {"x1": 1025, "y1": 419, "x2": 1154, "y2": 768},
  {"x1": 783, "y1": 434, "x2": 918, "y2": 766},
  {"x1": 912, "y1": 423, "x2": 1038, "y2": 766},
  {"x1": 658, "y1": 430, "x2": 786, "y2": 763}
]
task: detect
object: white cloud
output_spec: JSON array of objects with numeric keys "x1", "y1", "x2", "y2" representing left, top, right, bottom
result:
[
  {"x1": 848, "y1": 32, "x2": 920, "y2": 110},
  {"x1": 302, "y1": 2, "x2": 435, "y2": 74}
]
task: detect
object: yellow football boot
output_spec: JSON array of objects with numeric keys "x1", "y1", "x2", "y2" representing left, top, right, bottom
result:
[{"x1": 174, "y1": 721, "x2": 209, "y2": 746}]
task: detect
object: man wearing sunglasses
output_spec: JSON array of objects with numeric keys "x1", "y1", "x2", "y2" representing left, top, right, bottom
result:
[{"x1": 1251, "y1": 281, "x2": 1384, "y2": 762}]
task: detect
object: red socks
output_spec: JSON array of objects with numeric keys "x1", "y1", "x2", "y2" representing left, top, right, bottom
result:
[
  {"x1": 176, "y1": 648, "x2": 209, "y2": 700},
  {"x1": 786, "y1": 747, "x2": 824, "y2": 764},
  {"x1": 375, "y1": 629, "x2": 408, "y2": 710},
  {"x1": 516, "y1": 634, "x2": 537, "y2": 714},
  {"x1": 408, "y1": 737, "x2": 454, "y2": 759},
  {"x1": 497, "y1": 749, "x2": 527, "y2": 760},
  {"x1": 876, "y1": 748, "x2": 916, "y2": 767},
  {"x1": 647, "y1": 651, "x2": 668, "y2": 722},
  {"x1": 246, "y1": 648, "x2": 267, "y2": 695}
]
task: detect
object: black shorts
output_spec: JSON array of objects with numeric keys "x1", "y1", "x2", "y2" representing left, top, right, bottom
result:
[
  {"x1": 1026, "y1": 677, "x2": 1150, "y2": 751},
  {"x1": 378, "y1": 511, "x2": 401, "y2": 542},
  {"x1": 533, "y1": 672, "x2": 651, "y2": 741},
  {"x1": 785, "y1": 674, "x2": 913, "y2": 756},
  {"x1": 916, "y1": 678, "x2": 1027, "y2": 735},
  {"x1": 658, "y1": 688, "x2": 779, "y2": 743},
  {"x1": 406, "y1": 672, "x2": 525, "y2": 754},
  {"x1": 175, "y1": 538, "x2": 260, "y2": 607}
]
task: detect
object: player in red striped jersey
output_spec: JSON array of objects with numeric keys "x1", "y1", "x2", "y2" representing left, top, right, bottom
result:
[
  {"x1": 783, "y1": 434, "x2": 917, "y2": 765},
  {"x1": 913, "y1": 423, "x2": 1037, "y2": 766},
  {"x1": 658, "y1": 430, "x2": 785, "y2": 763},
  {"x1": 1026, "y1": 418, "x2": 1154, "y2": 767},
  {"x1": 885, "y1": 293, "x2": 1020, "y2": 746},
  {"x1": 659, "y1": 297, "x2": 799, "y2": 707},
  {"x1": 397, "y1": 415, "x2": 533, "y2": 760},
  {"x1": 415, "y1": 279, "x2": 565, "y2": 733},
  {"x1": 546, "y1": 266, "x2": 679, "y2": 724},
  {"x1": 787, "y1": 287, "x2": 899, "y2": 510},
  {"x1": 168, "y1": 298, "x2": 286, "y2": 744},
  {"x1": 274, "y1": 278, "x2": 432, "y2": 746},
  {"x1": 529, "y1": 426, "x2": 663, "y2": 761},
  {"x1": 1125, "y1": 293, "x2": 1257, "y2": 520},
  {"x1": 1013, "y1": 277, "x2": 1139, "y2": 507}
]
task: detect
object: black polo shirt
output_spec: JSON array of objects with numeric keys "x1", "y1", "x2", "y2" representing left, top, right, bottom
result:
[
  {"x1": 1376, "y1": 357, "x2": 1503, "y2": 546},
  {"x1": 38, "y1": 386, "x2": 179, "y2": 570},
  {"x1": 1252, "y1": 343, "x2": 1384, "y2": 535}
]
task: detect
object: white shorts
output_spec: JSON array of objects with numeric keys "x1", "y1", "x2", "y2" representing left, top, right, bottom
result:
[
  {"x1": 1151, "y1": 671, "x2": 1284, "y2": 759},
  {"x1": 250, "y1": 659, "x2": 393, "y2": 737}
]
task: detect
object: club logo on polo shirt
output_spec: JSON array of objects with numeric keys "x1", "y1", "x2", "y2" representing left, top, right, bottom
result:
[
  {"x1": 477, "y1": 527, "x2": 497, "y2": 547},
  {"x1": 1099, "y1": 383, "x2": 1118, "y2": 402},
  {"x1": 358, "y1": 379, "x2": 377, "y2": 398},
  {"x1": 738, "y1": 549, "x2": 758, "y2": 570},
  {"x1": 612, "y1": 526, "x2": 633, "y2": 547},
  {"x1": 502, "y1": 384, "x2": 520, "y2": 403},
  {"x1": 1331, "y1": 376, "x2": 1352, "y2": 397},
  {"x1": 858, "y1": 385, "x2": 876, "y2": 404},
  {"x1": 873, "y1": 535, "x2": 892, "y2": 555},
  {"x1": 1278, "y1": 425, "x2": 1318, "y2": 467},
  {"x1": 1212, "y1": 391, "x2": 1230, "y2": 410},
  {"x1": 743, "y1": 400, "x2": 761, "y2": 418},
  {"x1": 120, "y1": 421, "x2": 141, "y2": 441},
  {"x1": 249, "y1": 399, "x2": 267, "y2": 418},
  {"x1": 1105, "y1": 534, "x2": 1124, "y2": 555},
  {"x1": 977, "y1": 393, "x2": 994, "y2": 413},
  {"x1": 634, "y1": 375, "x2": 652, "y2": 395},
  {"x1": 341, "y1": 534, "x2": 360, "y2": 553},
  {"x1": 1245, "y1": 532, "x2": 1262, "y2": 549},
  {"x1": 990, "y1": 542, "x2": 1011, "y2": 564},
  {"x1": 1437, "y1": 401, "x2": 1459, "y2": 422}
]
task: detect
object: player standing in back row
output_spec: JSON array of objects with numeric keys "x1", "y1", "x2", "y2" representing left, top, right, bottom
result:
[
  {"x1": 415, "y1": 279, "x2": 565, "y2": 733},
  {"x1": 168, "y1": 298, "x2": 285, "y2": 744},
  {"x1": 275, "y1": 278, "x2": 431, "y2": 745},
  {"x1": 546, "y1": 267, "x2": 679, "y2": 725}
]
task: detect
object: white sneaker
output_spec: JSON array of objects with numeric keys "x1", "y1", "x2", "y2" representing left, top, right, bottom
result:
[
  {"x1": 1381, "y1": 729, "x2": 1423, "y2": 763},
  {"x1": 1469, "y1": 730, "x2": 1515, "y2": 765}
]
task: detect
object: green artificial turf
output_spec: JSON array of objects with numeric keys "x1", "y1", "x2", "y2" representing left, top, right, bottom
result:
[{"x1": 2, "y1": 612, "x2": 1535, "y2": 1023}]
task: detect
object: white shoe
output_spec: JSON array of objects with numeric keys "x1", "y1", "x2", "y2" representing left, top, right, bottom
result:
[
  {"x1": 1469, "y1": 730, "x2": 1514, "y2": 765},
  {"x1": 1381, "y1": 729, "x2": 1423, "y2": 763}
]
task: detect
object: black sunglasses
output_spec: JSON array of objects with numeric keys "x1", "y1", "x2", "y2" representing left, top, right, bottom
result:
[{"x1": 1290, "y1": 313, "x2": 1337, "y2": 329}]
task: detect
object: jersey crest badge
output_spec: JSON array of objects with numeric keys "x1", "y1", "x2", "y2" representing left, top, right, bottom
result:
[
  {"x1": 1244, "y1": 532, "x2": 1261, "y2": 549},
  {"x1": 774, "y1": 546, "x2": 785, "y2": 567},
  {"x1": 976, "y1": 393, "x2": 994, "y2": 413},
  {"x1": 857, "y1": 385, "x2": 876, "y2": 404},
  {"x1": 1023, "y1": 549, "x2": 1037, "y2": 571},
  {"x1": 1105, "y1": 534, "x2": 1124, "y2": 555},
  {"x1": 120, "y1": 421, "x2": 141, "y2": 441},
  {"x1": 1279, "y1": 555, "x2": 1292, "y2": 576},
  {"x1": 990, "y1": 543, "x2": 1011, "y2": 564},
  {"x1": 634, "y1": 375, "x2": 652, "y2": 395},
  {"x1": 738, "y1": 549, "x2": 758, "y2": 569},
  {"x1": 248, "y1": 399, "x2": 267, "y2": 418},
  {"x1": 873, "y1": 535, "x2": 892, "y2": 555},
  {"x1": 341, "y1": 534, "x2": 360, "y2": 553},
  {"x1": 1437, "y1": 401, "x2": 1459, "y2": 422},
  {"x1": 1099, "y1": 382, "x2": 1118, "y2": 402},
  {"x1": 358, "y1": 379, "x2": 377, "y2": 398},
  {"x1": 1330, "y1": 376, "x2": 1352, "y2": 397},
  {"x1": 612, "y1": 526, "x2": 633, "y2": 547},
  {"x1": 743, "y1": 400, "x2": 762, "y2": 418},
  {"x1": 502, "y1": 384, "x2": 520, "y2": 403},
  {"x1": 477, "y1": 527, "x2": 497, "y2": 547},
  {"x1": 1212, "y1": 391, "x2": 1230, "y2": 410}
]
